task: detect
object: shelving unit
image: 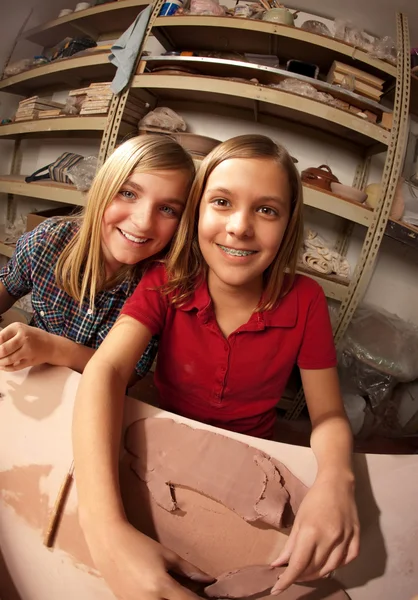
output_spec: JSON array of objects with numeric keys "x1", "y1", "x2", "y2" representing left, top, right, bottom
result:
[
  {"x1": 0, "y1": 1, "x2": 413, "y2": 418},
  {"x1": 0, "y1": 176, "x2": 85, "y2": 206},
  {"x1": 21, "y1": 0, "x2": 150, "y2": 47},
  {"x1": 385, "y1": 218, "x2": 418, "y2": 248},
  {"x1": 0, "y1": 116, "x2": 113, "y2": 138}
]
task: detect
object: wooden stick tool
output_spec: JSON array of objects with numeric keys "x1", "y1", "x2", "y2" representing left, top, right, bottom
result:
[{"x1": 43, "y1": 460, "x2": 74, "y2": 548}]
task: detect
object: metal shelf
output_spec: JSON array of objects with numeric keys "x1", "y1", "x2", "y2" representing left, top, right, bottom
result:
[
  {"x1": 21, "y1": 0, "x2": 151, "y2": 47},
  {"x1": 153, "y1": 16, "x2": 397, "y2": 80},
  {"x1": 385, "y1": 218, "x2": 418, "y2": 248},
  {"x1": 144, "y1": 55, "x2": 391, "y2": 116},
  {"x1": 132, "y1": 73, "x2": 390, "y2": 147},
  {"x1": 296, "y1": 266, "x2": 349, "y2": 301},
  {"x1": 303, "y1": 184, "x2": 373, "y2": 226},
  {"x1": 0, "y1": 116, "x2": 111, "y2": 139},
  {"x1": 0, "y1": 175, "x2": 85, "y2": 206},
  {"x1": 0, "y1": 53, "x2": 114, "y2": 95}
]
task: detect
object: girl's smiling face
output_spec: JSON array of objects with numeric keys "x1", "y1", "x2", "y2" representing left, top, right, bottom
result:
[
  {"x1": 101, "y1": 169, "x2": 190, "y2": 276},
  {"x1": 198, "y1": 157, "x2": 291, "y2": 294}
]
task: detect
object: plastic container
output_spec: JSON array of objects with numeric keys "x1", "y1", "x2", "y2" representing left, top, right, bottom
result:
[
  {"x1": 159, "y1": 0, "x2": 183, "y2": 16},
  {"x1": 343, "y1": 393, "x2": 366, "y2": 435}
]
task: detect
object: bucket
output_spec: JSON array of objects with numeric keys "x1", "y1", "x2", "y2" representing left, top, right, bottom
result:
[{"x1": 159, "y1": 0, "x2": 183, "y2": 16}]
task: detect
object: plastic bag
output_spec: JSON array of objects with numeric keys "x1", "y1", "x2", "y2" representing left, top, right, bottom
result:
[
  {"x1": 67, "y1": 156, "x2": 98, "y2": 191},
  {"x1": 61, "y1": 96, "x2": 83, "y2": 115},
  {"x1": 342, "y1": 393, "x2": 366, "y2": 435},
  {"x1": 370, "y1": 35, "x2": 398, "y2": 65},
  {"x1": 3, "y1": 58, "x2": 34, "y2": 78},
  {"x1": 271, "y1": 78, "x2": 344, "y2": 110},
  {"x1": 189, "y1": 0, "x2": 225, "y2": 15},
  {"x1": 341, "y1": 304, "x2": 418, "y2": 383},
  {"x1": 333, "y1": 19, "x2": 374, "y2": 53},
  {"x1": 138, "y1": 107, "x2": 186, "y2": 132}
]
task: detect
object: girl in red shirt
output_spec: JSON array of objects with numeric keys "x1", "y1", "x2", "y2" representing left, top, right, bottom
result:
[{"x1": 73, "y1": 134, "x2": 359, "y2": 600}]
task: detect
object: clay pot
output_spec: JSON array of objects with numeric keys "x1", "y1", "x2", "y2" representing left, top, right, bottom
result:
[
  {"x1": 301, "y1": 164, "x2": 340, "y2": 191},
  {"x1": 261, "y1": 7, "x2": 298, "y2": 26}
]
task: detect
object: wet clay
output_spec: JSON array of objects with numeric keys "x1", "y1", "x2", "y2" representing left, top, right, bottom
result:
[
  {"x1": 204, "y1": 565, "x2": 349, "y2": 599},
  {"x1": 124, "y1": 419, "x2": 308, "y2": 529}
]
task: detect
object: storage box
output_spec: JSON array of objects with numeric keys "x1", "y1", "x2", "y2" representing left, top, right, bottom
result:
[{"x1": 26, "y1": 206, "x2": 79, "y2": 233}]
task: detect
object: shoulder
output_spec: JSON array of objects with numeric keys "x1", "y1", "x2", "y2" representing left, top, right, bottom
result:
[
  {"x1": 27, "y1": 218, "x2": 79, "y2": 248},
  {"x1": 291, "y1": 274, "x2": 324, "y2": 300},
  {"x1": 139, "y1": 262, "x2": 169, "y2": 287}
]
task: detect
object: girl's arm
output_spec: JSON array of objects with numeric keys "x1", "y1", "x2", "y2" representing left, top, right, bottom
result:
[
  {"x1": 73, "y1": 314, "x2": 210, "y2": 600},
  {"x1": 271, "y1": 367, "x2": 360, "y2": 595}
]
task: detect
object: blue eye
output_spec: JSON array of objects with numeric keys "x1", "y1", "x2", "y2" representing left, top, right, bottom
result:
[
  {"x1": 120, "y1": 190, "x2": 136, "y2": 200},
  {"x1": 258, "y1": 206, "x2": 278, "y2": 217},
  {"x1": 160, "y1": 206, "x2": 177, "y2": 217}
]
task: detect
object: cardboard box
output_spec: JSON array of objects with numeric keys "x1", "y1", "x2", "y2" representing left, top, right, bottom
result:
[{"x1": 26, "y1": 206, "x2": 79, "y2": 233}]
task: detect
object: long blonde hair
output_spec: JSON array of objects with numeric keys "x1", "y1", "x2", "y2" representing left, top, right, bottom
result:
[
  {"x1": 165, "y1": 134, "x2": 304, "y2": 311},
  {"x1": 55, "y1": 135, "x2": 195, "y2": 308}
]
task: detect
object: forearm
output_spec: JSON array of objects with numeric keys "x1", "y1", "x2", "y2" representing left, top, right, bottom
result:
[
  {"x1": 310, "y1": 415, "x2": 354, "y2": 482},
  {"x1": 72, "y1": 356, "x2": 127, "y2": 532},
  {"x1": 50, "y1": 334, "x2": 95, "y2": 373}
]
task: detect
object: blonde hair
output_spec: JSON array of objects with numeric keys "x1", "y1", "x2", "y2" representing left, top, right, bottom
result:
[
  {"x1": 165, "y1": 134, "x2": 304, "y2": 311},
  {"x1": 55, "y1": 135, "x2": 195, "y2": 308}
]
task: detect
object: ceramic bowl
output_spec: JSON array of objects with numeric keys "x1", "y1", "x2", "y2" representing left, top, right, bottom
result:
[{"x1": 331, "y1": 182, "x2": 368, "y2": 204}]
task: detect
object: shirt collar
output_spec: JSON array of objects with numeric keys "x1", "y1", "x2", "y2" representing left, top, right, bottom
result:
[{"x1": 178, "y1": 277, "x2": 298, "y2": 329}]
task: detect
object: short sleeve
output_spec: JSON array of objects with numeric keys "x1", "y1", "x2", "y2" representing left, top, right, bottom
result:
[
  {"x1": 0, "y1": 229, "x2": 39, "y2": 298},
  {"x1": 297, "y1": 286, "x2": 337, "y2": 370},
  {"x1": 122, "y1": 264, "x2": 168, "y2": 336}
]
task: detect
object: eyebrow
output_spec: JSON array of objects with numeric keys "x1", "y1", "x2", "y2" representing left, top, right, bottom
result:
[
  {"x1": 123, "y1": 179, "x2": 186, "y2": 206},
  {"x1": 205, "y1": 187, "x2": 287, "y2": 206}
]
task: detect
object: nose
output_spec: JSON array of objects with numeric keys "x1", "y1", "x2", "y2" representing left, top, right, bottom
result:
[
  {"x1": 225, "y1": 210, "x2": 254, "y2": 238},
  {"x1": 131, "y1": 200, "x2": 154, "y2": 233}
]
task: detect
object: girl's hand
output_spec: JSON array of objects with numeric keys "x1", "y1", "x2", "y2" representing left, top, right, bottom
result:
[
  {"x1": 86, "y1": 520, "x2": 213, "y2": 600},
  {"x1": 0, "y1": 323, "x2": 52, "y2": 371},
  {"x1": 270, "y1": 472, "x2": 360, "y2": 594}
]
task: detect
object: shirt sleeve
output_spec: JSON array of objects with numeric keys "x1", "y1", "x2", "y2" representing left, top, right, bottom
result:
[
  {"x1": 297, "y1": 285, "x2": 337, "y2": 370},
  {"x1": 134, "y1": 335, "x2": 159, "y2": 378},
  {"x1": 0, "y1": 227, "x2": 41, "y2": 298},
  {"x1": 122, "y1": 264, "x2": 169, "y2": 336}
]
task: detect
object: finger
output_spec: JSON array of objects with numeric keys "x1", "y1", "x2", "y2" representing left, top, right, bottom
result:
[
  {"x1": 0, "y1": 359, "x2": 27, "y2": 372},
  {"x1": 0, "y1": 336, "x2": 22, "y2": 363},
  {"x1": 342, "y1": 531, "x2": 360, "y2": 565},
  {"x1": 271, "y1": 539, "x2": 316, "y2": 594},
  {"x1": 270, "y1": 527, "x2": 298, "y2": 567},
  {"x1": 166, "y1": 551, "x2": 214, "y2": 583}
]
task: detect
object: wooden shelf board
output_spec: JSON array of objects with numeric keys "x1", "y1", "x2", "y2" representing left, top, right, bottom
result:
[
  {"x1": 22, "y1": 0, "x2": 150, "y2": 47},
  {"x1": 153, "y1": 16, "x2": 396, "y2": 80},
  {"x1": 0, "y1": 54, "x2": 114, "y2": 95},
  {"x1": 297, "y1": 265, "x2": 349, "y2": 301},
  {"x1": 132, "y1": 74, "x2": 390, "y2": 147},
  {"x1": 144, "y1": 55, "x2": 389, "y2": 116},
  {"x1": 303, "y1": 183, "x2": 373, "y2": 226},
  {"x1": 0, "y1": 116, "x2": 109, "y2": 139},
  {"x1": 0, "y1": 175, "x2": 85, "y2": 206},
  {"x1": 385, "y1": 218, "x2": 418, "y2": 249}
]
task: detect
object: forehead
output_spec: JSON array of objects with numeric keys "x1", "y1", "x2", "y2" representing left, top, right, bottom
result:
[{"x1": 204, "y1": 158, "x2": 291, "y2": 205}]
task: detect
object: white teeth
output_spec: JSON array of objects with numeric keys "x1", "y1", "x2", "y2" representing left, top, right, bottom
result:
[
  {"x1": 219, "y1": 244, "x2": 256, "y2": 257},
  {"x1": 120, "y1": 229, "x2": 148, "y2": 243}
]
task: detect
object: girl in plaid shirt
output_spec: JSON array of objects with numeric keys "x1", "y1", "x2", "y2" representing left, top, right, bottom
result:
[{"x1": 0, "y1": 135, "x2": 194, "y2": 380}]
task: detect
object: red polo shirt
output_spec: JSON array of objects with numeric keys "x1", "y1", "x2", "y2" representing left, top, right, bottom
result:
[{"x1": 122, "y1": 264, "x2": 337, "y2": 439}]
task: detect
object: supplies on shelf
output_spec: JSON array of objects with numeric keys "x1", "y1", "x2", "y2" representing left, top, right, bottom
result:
[
  {"x1": 299, "y1": 229, "x2": 350, "y2": 278},
  {"x1": 77, "y1": 82, "x2": 113, "y2": 115},
  {"x1": 14, "y1": 97, "x2": 64, "y2": 122},
  {"x1": 327, "y1": 61, "x2": 384, "y2": 101}
]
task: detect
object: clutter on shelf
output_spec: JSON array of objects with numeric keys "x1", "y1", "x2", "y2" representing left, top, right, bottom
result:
[
  {"x1": 365, "y1": 177, "x2": 404, "y2": 219},
  {"x1": 301, "y1": 164, "x2": 339, "y2": 191},
  {"x1": 299, "y1": 229, "x2": 350, "y2": 278},
  {"x1": 138, "y1": 107, "x2": 221, "y2": 158},
  {"x1": 13, "y1": 97, "x2": 64, "y2": 123},
  {"x1": 327, "y1": 61, "x2": 384, "y2": 101}
]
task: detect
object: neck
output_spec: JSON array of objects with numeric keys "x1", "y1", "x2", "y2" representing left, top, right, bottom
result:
[{"x1": 207, "y1": 271, "x2": 263, "y2": 311}]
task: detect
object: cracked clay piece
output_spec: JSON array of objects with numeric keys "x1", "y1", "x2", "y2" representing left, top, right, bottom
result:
[{"x1": 124, "y1": 418, "x2": 308, "y2": 529}]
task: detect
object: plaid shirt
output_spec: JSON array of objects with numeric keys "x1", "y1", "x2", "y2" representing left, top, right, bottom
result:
[{"x1": 0, "y1": 218, "x2": 157, "y2": 377}]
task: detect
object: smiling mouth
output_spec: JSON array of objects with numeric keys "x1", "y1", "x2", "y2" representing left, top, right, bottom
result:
[
  {"x1": 118, "y1": 228, "x2": 149, "y2": 244},
  {"x1": 217, "y1": 244, "x2": 257, "y2": 257}
]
